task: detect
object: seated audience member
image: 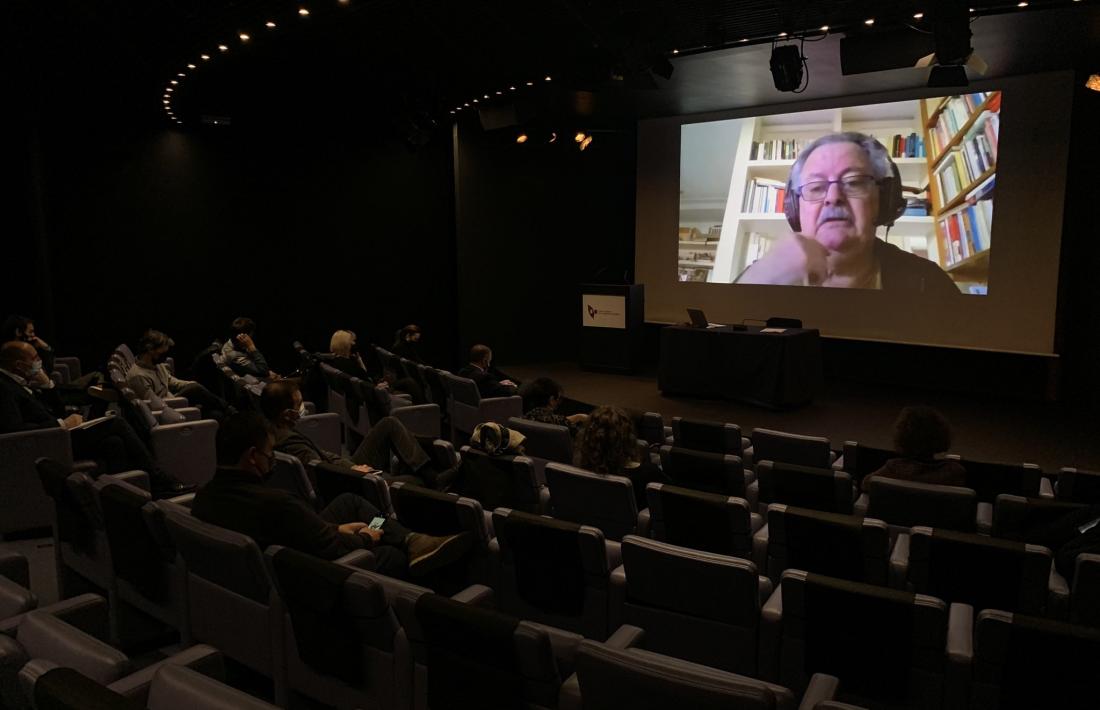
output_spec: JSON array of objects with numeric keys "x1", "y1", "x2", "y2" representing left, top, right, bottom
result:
[
  {"x1": 127, "y1": 329, "x2": 232, "y2": 421},
  {"x1": 521, "y1": 377, "x2": 588, "y2": 436},
  {"x1": 391, "y1": 324, "x2": 425, "y2": 364},
  {"x1": 3, "y1": 314, "x2": 106, "y2": 406},
  {"x1": 1007, "y1": 503, "x2": 1100, "y2": 580},
  {"x1": 574, "y1": 405, "x2": 668, "y2": 509},
  {"x1": 329, "y1": 329, "x2": 425, "y2": 407},
  {"x1": 261, "y1": 379, "x2": 442, "y2": 487},
  {"x1": 457, "y1": 344, "x2": 518, "y2": 398},
  {"x1": 191, "y1": 412, "x2": 470, "y2": 578},
  {"x1": 0, "y1": 340, "x2": 183, "y2": 490},
  {"x1": 861, "y1": 405, "x2": 967, "y2": 492},
  {"x1": 220, "y1": 317, "x2": 274, "y2": 379}
]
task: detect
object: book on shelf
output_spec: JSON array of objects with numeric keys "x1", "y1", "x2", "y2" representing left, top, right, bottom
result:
[
  {"x1": 937, "y1": 199, "x2": 993, "y2": 266},
  {"x1": 749, "y1": 138, "x2": 805, "y2": 161},
  {"x1": 743, "y1": 231, "x2": 776, "y2": 266},
  {"x1": 934, "y1": 122, "x2": 997, "y2": 204},
  {"x1": 903, "y1": 197, "x2": 930, "y2": 217},
  {"x1": 928, "y1": 91, "x2": 999, "y2": 161},
  {"x1": 889, "y1": 132, "x2": 926, "y2": 159},
  {"x1": 742, "y1": 177, "x2": 787, "y2": 214}
]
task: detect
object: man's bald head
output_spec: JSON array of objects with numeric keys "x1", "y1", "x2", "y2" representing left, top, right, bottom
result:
[{"x1": 0, "y1": 341, "x2": 36, "y2": 370}]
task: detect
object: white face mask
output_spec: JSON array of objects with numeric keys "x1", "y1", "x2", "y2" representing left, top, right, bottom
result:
[
  {"x1": 26, "y1": 360, "x2": 43, "y2": 377},
  {"x1": 298, "y1": 402, "x2": 308, "y2": 417}
]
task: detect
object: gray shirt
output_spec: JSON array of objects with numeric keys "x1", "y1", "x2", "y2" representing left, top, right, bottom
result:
[{"x1": 126, "y1": 361, "x2": 191, "y2": 398}]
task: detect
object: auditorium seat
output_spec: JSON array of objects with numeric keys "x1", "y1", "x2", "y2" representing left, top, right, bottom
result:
[
  {"x1": 318, "y1": 362, "x2": 351, "y2": 440},
  {"x1": 507, "y1": 416, "x2": 572, "y2": 483},
  {"x1": 545, "y1": 462, "x2": 641, "y2": 542},
  {"x1": 125, "y1": 392, "x2": 218, "y2": 486},
  {"x1": 310, "y1": 460, "x2": 394, "y2": 516},
  {"x1": 835, "y1": 441, "x2": 898, "y2": 487},
  {"x1": 859, "y1": 477, "x2": 983, "y2": 537},
  {"x1": 442, "y1": 372, "x2": 523, "y2": 442},
  {"x1": 749, "y1": 460, "x2": 856, "y2": 515},
  {"x1": 0, "y1": 552, "x2": 30, "y2": 591},
  {"x1": 948, "y1": 608, "x2": 1100, "y2": 710},
  {"x1": 389, "y1": 481, "x2": 493, "y2": 587},
  {"x1": 0, "y1": 575, "x2": 105, "y2": 640},
  {"x1": 748, "y1": 428, "x2": 835, "y2": 470},
  {"x1": 266, "y1": 452, "x2": 320, "y2": 510},
  {"x1": 1055, "y1": 467, "x2": 1100, "y2": 504},
  {"x1": 400, "y1": 592, "x2": 583, "y2": 710},
  {"x1": 991, "y1": 493, "x2": 1088, "y2": 542},
  {"x1": 952, "y1": 457, "x2": 1048, "y2": 503},
  {"x1": 760, "y1": 570, "x2": 950, "y2": 708},
  {"x1": 5, "y1": 611, "x2": 222, "y2": 708},
  {"x1": 670, "y1": 416, "x2": 749, "y2": 458},
  {"x1": 293, "y1": 412, "x2": 342, "y2": 458},
  {"x1": 645, "y1": 483, "x2": 762, "y2": 560},
  {"x1": 1070, "y1": 553, "x2": 1100, "y2": 627},
  {"x1": 364, "y1": 378, "x2": 442, "y2": 439},
  {"x1": 147, "y1": 663, "x2": 280, "y2": 710},
  {"x1": 0, "y1": 428, "x2": 75, "y2": 535},
  {"x1": 891, "y1": 526, "x2": 1066, "y2": 617},
  {"x1": 454, "y1": 446, "x2": 548, "y2": 514},
  {"x1": 559, "y1": 631, "x2": 837, "y2": 710},
  {"x1": 609, "y1": 535, "x2": 771, "y2": 676},
  {"x1": 754, "y1": 505, "x2": 891, "y2": 586},
  {"x1": 658, "y1": 445, "x2": 756, "y2": 506},
  {"x1": 490, "y1": 508, "x2": 615, "y2": 640},
  {"x1": 637, "y1": 411, "x2": 671, "y2": 447}
]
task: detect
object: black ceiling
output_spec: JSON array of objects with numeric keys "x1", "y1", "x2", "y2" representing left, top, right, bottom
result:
[{"x1": 5, "y1": 0, "x2": 1100, "y2": 134}]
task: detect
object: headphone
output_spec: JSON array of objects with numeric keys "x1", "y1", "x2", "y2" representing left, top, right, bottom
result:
[{"x1": 782, "y1": 136, "x2": 906, "y2": 233}]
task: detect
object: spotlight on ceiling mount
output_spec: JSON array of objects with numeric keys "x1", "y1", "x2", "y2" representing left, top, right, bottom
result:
[
  {"x1": 920, "y1": 0, "x2": 987, "y2": 87},
  {"x1": 769, "y1": 44, "x2": 805, "y2": 92},
  {"x1": 1085, "y1": 74, "x2": 1100, "y2": 92}
]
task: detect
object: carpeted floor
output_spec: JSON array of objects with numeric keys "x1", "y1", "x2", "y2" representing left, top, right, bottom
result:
[{"x1": 508, "y1": 361, "x2": 1100, "y2": 473}]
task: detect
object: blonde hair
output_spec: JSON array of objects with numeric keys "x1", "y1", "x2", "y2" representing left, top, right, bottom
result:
[{"x1": 330, "y1": 330, "x2": 357, "y2": 357}]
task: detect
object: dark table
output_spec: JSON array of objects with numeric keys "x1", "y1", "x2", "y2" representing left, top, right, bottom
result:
[{"x1": 658, "y1": 325, "x2": 823, "y2": 408}]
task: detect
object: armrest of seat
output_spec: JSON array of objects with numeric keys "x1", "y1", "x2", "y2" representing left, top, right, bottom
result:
[
  {"x1": 832, "y1": 455, "x2": 845, "y2": 471},
  {"x1": 1048, "y1": 561, "x2": 1070, "y2": 620},
  {"x1": 0, "y1": 553, "x2": 30, "y2": 588},
  {"x1": 1039, "y1": 476, "x2": 1054, "y2": 498},
  {"x1": 752, "y1": 523, "x2": 769, "y2": 573},
  {"x1": 1, "y1": 594, "x2": 110, "y2": 641},
  {"x1": 450, "y1": 584, "x2": 494, "y2": 607},
  {"x1": 166, "y1": 493, "x2": 195, "y2": 508},
  {"x1": 743, "y1": 471, "x2": 759, "y2": 508},
  {"x1": 605, "y1": 540, "x2": 622, "y2": 571},
  {"x1": 106, "y1": 470, "x2": 150, "y2": 492},
  {"x1": 742, "y1": 443, "x2": 754, "y2": 468},
  {"x1": 108, "y1": 644, "x2": 225, "y2": 704},
  {"x1": 537, "y1": 485, "x2": 551, "y2": 514},
  {"x1": 945, "y1": 602, "x2": 974, "y2": 710},
  {"x1": 336, "y1": 549, "x2": 377, "y2": 571},
  {"x1": 976, "y1": 502, "x2": 993, "y2": 535},
  {"x1": 479, "y1": 395, "x2": 523, "y2": 422},
  {"x1": 799, "y1": 673, "x2": 841, "y2": 710},
  {"x1": 605, "y1": 624, "x2": 646, "y2": 650},
  {"x1": 853, "y1": 492, "x2": 868, "y2": 517},
  {"x1": 758, "y1": 575, "x2": 774, "y2": 608},
  {"x1": 749, "y1": 511, "x2": 764, "y2": 534},
  {"x1": 758, "y1": 583, "x2": 784, "y2": 682},
  {"x1": 0, "y1": 576, "x2": 35, "y2": 620},
  {"x1": 73, "y1": 460, "x2": 99, "y2": 474},
  {"x1": 635, "y1": 508, "x2": 651, "y2": 537},
  {"x1": 162, "y1": 397, "x2": 190, "y2": 409},
  {"x1": 889, "y1": 533, "x2": 911, "y2": 589}
]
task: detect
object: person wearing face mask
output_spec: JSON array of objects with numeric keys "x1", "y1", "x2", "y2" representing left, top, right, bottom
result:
[
  {"x1": 191, "y1": 412, "x2": 471, "y2": 578},
  {"x1": 261, "y1": 378, "x2": 444, "y2": 487},
  {"x1": 127, "y1": 329, "x2": 233, "y2": 422},
  {"x1": 0, "y1": 340, "x2": 174, "y2": 483},
  {"x1": 735, "y1": 132, "x2": 959, "y2": 294},
  {"x1": 328, "y1": 329, "x2": 426, "y2": 411}
]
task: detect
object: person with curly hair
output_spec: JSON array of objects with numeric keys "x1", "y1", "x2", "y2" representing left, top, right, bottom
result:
[
  {"x1": 861, "y1": 405, "x2": 967, "y2": 491},
  {"x1": 574, "y1": 405, "x2": 668, "y2": 509}
]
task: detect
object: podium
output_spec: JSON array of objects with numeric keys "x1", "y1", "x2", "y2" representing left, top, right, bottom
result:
[{"x1": 579, "y1": 283, "x2": 644, "y2": 373}]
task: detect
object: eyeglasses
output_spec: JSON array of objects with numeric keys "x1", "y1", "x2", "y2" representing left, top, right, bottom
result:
[{"x1": 797, "y1": 174, "x2": 879, "y2": 202}]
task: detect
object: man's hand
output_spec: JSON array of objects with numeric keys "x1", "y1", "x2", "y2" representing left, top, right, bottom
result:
[
  {"x1": 501, "y1": 379, "x2": 517, "y2": 387},
  {"x1": 338, "y1": 522, "x2": 368, "y2": 535},
  {"x1": 736, "y1": 233, "x2": 829, "y2": 286},
  {"x1": 352, "y1": 464, "x2": 381, "y2": 475},
  {"x1": 566, "y1": 413, "x2": 589, "y2": 425},
  {"x1": 31, "y1": 369, "x2": 52, "y2": 387},
  {"x1": 61, "y1": 413, "x2": 84, "y2": 429},
  {"x1": 235, "y1": 333, "x2": 257, "y2": 353},
  {"x1": 375, "y1": 381, "x2": 390, "y2": 391},
  {"x1": 358, "y1": 527, "x2": 383, "y2": 543},
  {"x1": 28, "y1": 336, "x2": 50, "y2": 351}
]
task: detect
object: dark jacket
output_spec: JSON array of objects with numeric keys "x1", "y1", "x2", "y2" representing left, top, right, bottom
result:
[
  {"x1": 191, "y1": 467, "x2": 367, "y2": 559},
  {"x1": 274, "y1": 427, "x2": 355, "y2": 469},
  {"x1": 0, "y1": 371, "x2": 59, "y2": 433},
  {"x1": 457, "y1": 364, "x2": 516, "y2": 399},
  {"x1": 876, "y1": 240, "x2": 961, "y2": 297},
  {"x1": 391, "y1": 340, "x2": 424, "y2": 365},
  {"x1": 861, "y1": 457, "x2": 968, "y2": 492},
  {"x1": 220, "y1": 340, "x2": 270, "y2": 378}
]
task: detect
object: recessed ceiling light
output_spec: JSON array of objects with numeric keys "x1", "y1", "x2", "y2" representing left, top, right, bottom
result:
[
  {"x1": 820, "y1": 25, "x2": 829, "y2": 31},
  {"x1": 239, "y1": 33, "x2": 250, "y2": 41},
  {"x1": 526, "y1": 81, "x2": 534, "y2": 86},
  {"x1": 166, "y1": 87, "x2": 174, "y2": 92},
  {"x1": 163, "y1": 99, "x2": 170, "y2": 104},
  {"x1": 516, "y1": 133, "x2": 528, "y2": 144},
  {"x1": 864, "y1": 18, "x2": 875, "y2": 25},
  {"x1": 1086, "y1": 74, "x2": 1100, "y2": 91},
  {"x1": 200, "y1": 54, "x2": 211, "y2": 60},
  {"x1": 913, "y1": 12, "x2": 924, "y2": 18},
  {"x1": 298, "y1": 7, "x2": 310, "y2": 16},
  {"x1": 170, "y1": 80, "x2": 178, "y2": 85},
  {"x1": 186, "y1": 63, "x2": 196, "y2": 69},
  {"x1": 778, "y1": 31, "x2": 788, "y2": 37},
  {"x1": 495, "y1": 90, "x2": 502, "y2": 95},
  {"x1": 266, "y1": 21, "x2": 276, "y2": 28},
  {"x1": 544, "y1": 75, "x2": 552, "y2": 81},
  {"x1": 218, "y1": 44, "x2": 228, "y2": 51},
  {"x1": 463, "y1": 102, "x2": 470, "y2": 106},
  {"x1": 177, "y1": 72, "x2": 185, "y2": 77},
  {"x1": 483, "y1": 94, "x2": 489, "y2": 99},
  {"x1": 472, "y1": 99, "x2": 479, "y2": 103},
  {"x1": 1016, "y1": 1, "x2": 1027, "y2": 6},
  {"x1": 671, "y1": 49, "x2": 679, "y2": 54},
  {"x1": 509, "y1": 86, "x2": 516, "y2": 90}
]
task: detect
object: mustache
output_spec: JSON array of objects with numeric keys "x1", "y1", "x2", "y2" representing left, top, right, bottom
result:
[{"x1": 817, "y1": 206, "x2": 853, "y2": 225}]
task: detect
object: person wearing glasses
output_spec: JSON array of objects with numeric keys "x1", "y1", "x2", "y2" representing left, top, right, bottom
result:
[{"x1": 735, "y1": 132, "x2": 958, "y2": 294}]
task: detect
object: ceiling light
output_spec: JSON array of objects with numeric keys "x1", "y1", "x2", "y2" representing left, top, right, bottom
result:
[
  {"x1": 239, "y1": 33, "x2": 250, "y2": 41},
  {"x1": 544, "y1": 75, "x2": 552, "y2": 81},
  {"x1": 298, "y1": 7, "x2": 310, "y2": 16},
  {"x1": 338, "y1": 0, "x2": 350, "y2": 4},
  {"x1": 449, "y1": 110, "x2": 455, "y2": 114},
  {"x1": 472, "y1": 99, "x2": 479, "y2": 103},
  {"x1": 1086, "y1": 74, "x2": 1100, "y2": 91},
  {"x1": 672, "y1": 49, "x2": 679, "y2": 55},
  {"x1": 495, "y1": 90, "x2": 502, "y2": 95},
  {"x1": 166, "y1": 87, "x2": 174, "y2": 92},
  {"x1": 864, "y1": 18, "x2": 875, "y2": 25},
  {"x1": 820, "y1": 25, "x2": 829, "y2": 31},
  {"x1": 778, "y1": 31, "x2": 788, "y2": 37},
  {"x1": 200, "y1": 54, "x2": 211, "y2": 61},
  {"x1": 913, "y1": 12, "x2": 924, "y2": 18},
  {"x1": 163, "y1": 99, "x2": 170, "y2": 104},
  {"x1": 509, "y1": 86, "x2": 516, "y2": 90},
  {"x1": 266, "y1": 21, "x2": 276, "y2": 28},
  {"x1": 186, "y1": 63, "x2": 196, "y2": 69},
  {"x1": 574, "y1": 131, "x2": 586, "y2": 143},
  {"x1": 177, "y1": 72, "x2": 185, "y2": 77},
  {"x1": 463, "y1": 102, "x2": 470, "y2": 106},
  {"x1": 526, "y1": 81, "x2": 534, "y2": 86},
  {"x1": 218, "y1": 44, "x2": 228, "y2": 51},
  {"x1": 483, "y1": 94, "x2": 489, "y2": 99},
  {"x1": 1017, "y1": 1, "x2": 1027, "y2": 6},
  {"x1": 549, "y1": 132, "x2": 557, "y2": 143},
  {"x1": 579, "y1": 135, "x2": 593, "y2": 151},
  {"x1": 516, "y1": 133, "x2": 528, "y2": 144},
  {"x1": 170, "y1": 80, "x2": 178, "y2": 85}
]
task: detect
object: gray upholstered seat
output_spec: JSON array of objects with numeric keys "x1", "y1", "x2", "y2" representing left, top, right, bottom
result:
[
  {"x1": 749, "y1": 428, "x2": 834, "y2": 470},
  {"x1": 507, "y1": 416, "x2": 572, "y2": 484},
  {"x1": 659, "y1": 445, "x2": 756, "y2": 506},
  {"x1": 441, "y1": 373, "x2": 522, "y2": 441},
  {"x1": 389, "y1": 481, "x2": 494, "y2": 586},
  {"x1": 147, "y1": 663, "x2": 280, "y2": 710},
  {"x1": 645, "y1": 482, "x2": 762, "y2": 560},
  {"x1": 294, "y1": 412, "x2": 342, "y2": 457},
  {"x1": 266, "y1": 452, "x2": 319, "y2": 510},
  {"x1": 750, "y1": 460, "x2": 856, "y2": 515},
  {"x1": 455, "y1": 446, "x2": 548, "y2": 514},
  {"x1": 545, "y1": 463, "x2": 640, "y2": 542},
  {"x1": 756, "y1": 504, "x2": 890, "y2": 586},
  {"x1": 671, "y1": 417, "x2": 749, "y2": 457},
  {"x1": 1056, "y1": 467, "x2": 1100, "y2": 504},
  {"x1": 609, "y1": 535, "x2": 772, "y2": 676},
  {"x1": 861, "y1": 476, "x2": 981, "y2": 536},
  {"x1": 0, "y1": 429, "x2": 74, "y2": 534}
]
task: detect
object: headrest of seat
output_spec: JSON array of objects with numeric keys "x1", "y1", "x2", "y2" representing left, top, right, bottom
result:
[
  {"x1": 163, "y1": 511, "x2": 272, "y2": 603},
  {"x1": 17, "y1": 612, "x2": 129, "y2": 685}
]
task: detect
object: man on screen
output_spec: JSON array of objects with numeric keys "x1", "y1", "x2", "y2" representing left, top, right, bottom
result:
[{"x1": 735, "y1": 132, "x2": 958, "y2": 295}]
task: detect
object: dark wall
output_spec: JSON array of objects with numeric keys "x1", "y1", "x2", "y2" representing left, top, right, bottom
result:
[
  {"x1": 15, "y1": 119, "x2": 457, "y2": 375},
  {"x1": 453, "y1": 123, "x2": 637, "y2": 365}
]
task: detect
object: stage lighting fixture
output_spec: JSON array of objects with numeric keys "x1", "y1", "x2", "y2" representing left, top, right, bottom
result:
[
  {"x1": 928, "y1": 64, "x2": 969, "y2": 87},
  {"x1": 927, "y1": 0, "x2": 975, "y2": 87},
  {"x1": 579, "y1": 135, "x2": 593, "y2": 151},
  {"x1": 1086, "y1": 74, "x2": 1100, "y2": 91},
  {"x1": 516, "y1": 133, "x2": 528, "y2": 144},
  {"x1": 651, "y1": 55, "x2": 674, "y2": 80},
  {"x1": 574, "y1": 131, "x2": 587, "y2": 143},
  {"x1": 769, "y1": 44, "x2": 804, "y2": 92}
]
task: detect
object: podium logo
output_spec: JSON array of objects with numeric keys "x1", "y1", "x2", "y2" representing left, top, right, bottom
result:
[
  {"x1": 587, "y1": 305, "x2": 598, "y2": 319},
  {"x1": 581, "y1": 295, "x2": 626, "y2": 329}
]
